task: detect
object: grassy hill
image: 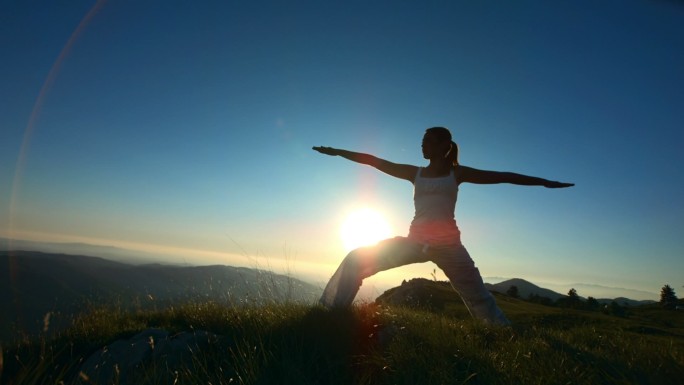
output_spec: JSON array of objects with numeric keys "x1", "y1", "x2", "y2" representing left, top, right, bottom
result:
[
  {"x1": 0, "y1": 251, "x2": 321, "y2": 341},
  {"x1": 2, "y1": 281, "x2": 683, "y2": 384}
]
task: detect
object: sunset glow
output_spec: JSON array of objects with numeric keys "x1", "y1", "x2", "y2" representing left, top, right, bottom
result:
[{"x1": 339, "y1": 208, "x2": 392, "y2": 252}]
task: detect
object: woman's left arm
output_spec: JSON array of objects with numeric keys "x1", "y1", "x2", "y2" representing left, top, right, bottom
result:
[{"x1": 457, "y1": 165, "x2": 574, "y2": 188}]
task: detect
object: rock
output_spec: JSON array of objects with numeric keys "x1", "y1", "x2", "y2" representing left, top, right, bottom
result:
[{"x1": 77, "y1": 329, "x2": 221, "y2": 384}]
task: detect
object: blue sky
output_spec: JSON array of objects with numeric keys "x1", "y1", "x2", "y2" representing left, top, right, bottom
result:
[{"x1": 2, "y1": 0, "x2": 683, "y2": 300}]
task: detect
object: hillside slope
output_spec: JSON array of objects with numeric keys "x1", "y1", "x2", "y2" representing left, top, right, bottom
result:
[{"x1": 1, "y1": 251, "x2": 321, "y2": 341}]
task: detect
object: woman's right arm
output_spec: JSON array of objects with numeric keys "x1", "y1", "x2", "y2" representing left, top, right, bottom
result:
[{"x1": 312, "y1": 146, "x2": 417, "y2": 182}]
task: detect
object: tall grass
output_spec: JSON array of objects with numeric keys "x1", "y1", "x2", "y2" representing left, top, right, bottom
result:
[{"x1": 2, "y1": 298, "x2": 683, "y2": 384}]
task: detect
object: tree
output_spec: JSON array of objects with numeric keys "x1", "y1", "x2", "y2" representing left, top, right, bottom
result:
[
  {"x1": 557, "y1": 288, "x2": 581, "y2": 309},
  {"x1": 586, "y1": 296, "x2": 600, "y2": 311},
  {"x1": 506, "y1": 285, "x2": 519, "y2": 298},
  {"x1": 660, "y1": 284, "x2": 678, "y2": 308}
]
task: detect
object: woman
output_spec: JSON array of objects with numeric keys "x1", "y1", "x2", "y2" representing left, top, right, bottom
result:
[{"x1": 313, "y1": 127, "x2": 573, "y2": 325}]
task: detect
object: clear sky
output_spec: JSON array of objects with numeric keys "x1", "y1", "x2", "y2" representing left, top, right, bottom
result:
[{"x1": 2, "y1": 0, "x2": 683, "y2": 300}]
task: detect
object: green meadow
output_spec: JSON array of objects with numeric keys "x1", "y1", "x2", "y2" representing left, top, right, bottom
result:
[{"x1": 2, "y1": 290, "x2": 683, "y2": 384}]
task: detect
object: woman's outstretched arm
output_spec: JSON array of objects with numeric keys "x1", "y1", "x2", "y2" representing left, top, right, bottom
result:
[
  {"x1": 457, "y1": 165, "x2": 574, "y2": 188},
  {"x1": 313, "y1": 146, "x2": 417, "y2": 182}
]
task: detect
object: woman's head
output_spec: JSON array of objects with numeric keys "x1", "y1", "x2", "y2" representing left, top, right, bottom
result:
[{"x1": 423, "y1": 127, "x2": 459, "y2": 166}]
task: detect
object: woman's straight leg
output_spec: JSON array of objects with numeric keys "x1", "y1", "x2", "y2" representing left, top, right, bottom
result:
[
  {"x1": 319, "y1": 237, "x2": 428, "y2": 308},
  {"x1": 432, "y1": 244, "x2": 510, "y2": 325}
]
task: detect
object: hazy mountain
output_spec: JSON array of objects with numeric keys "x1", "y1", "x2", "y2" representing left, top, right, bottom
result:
[
  {"x1": 486, "y1": 278, "x2": 565, "y2": 301},
  {"x1": 0, "y1": 238, "x2": 162, "y2": 264},
  {"x1": 487, "y1": 278, "x2": 656, "y2": 306},
  {"x1": 534, "y1": 281, "x2": 658, "y2": 302},
  {"x1": 596, "y1": 297, "x2": 657, "y2": 307},
  {"x1": 1, "y1": 251, "x2": 322, "y2": 341}
]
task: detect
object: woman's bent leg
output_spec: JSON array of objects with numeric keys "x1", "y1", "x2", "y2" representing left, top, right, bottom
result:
[
  {"x1": 433, "y1": 245, "x2": 510, "y2": 325},
  {"x1": 319, "y1": 237, "x2": 426, "y2": 308}
]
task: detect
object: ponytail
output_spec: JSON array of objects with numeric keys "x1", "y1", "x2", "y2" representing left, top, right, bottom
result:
[{"x1": 446, "y1": 140, "x2": 459, "y2": 166}]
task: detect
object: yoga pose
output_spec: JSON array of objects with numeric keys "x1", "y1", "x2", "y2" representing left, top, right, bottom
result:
[{"x1": 313, "y1": 127, "x2": 573, "y2": 325}]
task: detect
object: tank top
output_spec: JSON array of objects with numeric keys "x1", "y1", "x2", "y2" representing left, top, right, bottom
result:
[{"x1": 408, "y1": 167, "x2": 461, "y2": 246}]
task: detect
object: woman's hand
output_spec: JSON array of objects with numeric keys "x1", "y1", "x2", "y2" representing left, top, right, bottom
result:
[
  {"x1": 544, "y1": 180, "x2": 575, "y2": 188},
  {"x1": 312, "y1": 146, "x2": 340, "y2": 156},
  {"x1": 311, "y1": 146, "x2": 417, "y2": 182}
]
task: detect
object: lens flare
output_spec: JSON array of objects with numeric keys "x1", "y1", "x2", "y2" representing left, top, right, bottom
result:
[{"x1": 339, "y1": 207, "x2": 392, "y2": 252}]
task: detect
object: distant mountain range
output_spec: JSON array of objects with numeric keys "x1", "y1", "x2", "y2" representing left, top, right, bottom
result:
[
  {"x1": 378, "y1": 278, "x2": 657, "y2": 312},
  {"x1": 1, "y1": 251, "x2": 322, "y2": 342},
  {"x1": 2, "y1": 237, "x2": 658, "y2": 301},
  {"x1": 0, "y1": 237, "x2": 165, "y2": 264},
  {"x1": 1, "y1": 248, "x2": 657, "y2": 342},
  {"x1": 485, "y1": 278, "x2": 656, "y2": 306}
]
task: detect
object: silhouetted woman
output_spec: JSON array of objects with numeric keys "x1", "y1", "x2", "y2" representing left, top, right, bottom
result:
[{"x1": 313, "y1": 127, "x2": 573, "y2": 325}]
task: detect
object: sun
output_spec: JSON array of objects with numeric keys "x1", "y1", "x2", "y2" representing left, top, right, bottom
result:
[{"x1": 339, "y1": 207, "x2": 392, "y2": 252}]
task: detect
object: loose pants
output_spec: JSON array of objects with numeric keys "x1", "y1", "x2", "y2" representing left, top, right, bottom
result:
[{"x1": 319, "y1": 237, "x2": 510, "y2": 325}]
